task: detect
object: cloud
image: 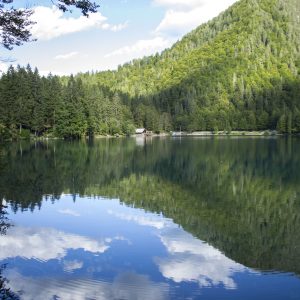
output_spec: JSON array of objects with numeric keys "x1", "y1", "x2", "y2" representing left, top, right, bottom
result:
[
  {"x1": 153, "y1": 0, "x2": 204, "y2": 8},
  {"x1": 63, "y1": 260, "x2": 84, "y2": 273},
  {"x1": 0, "y1": 226, "x2": 111, "y2": 261},
  {"x1": 107, "y1": 209, "x2": 173, "y2": 230},
  {"x1": 5, "y1": 270, "x2": 169, "y2": 300},
  {"x1": 104, "y1": 22, "x2": 129, "y2": 32},
  {"x1": 30, "y1": 6, "x2": 127, "y2": 40},
  {"x1": 104, "y1": 37, "x2": 173, "y2": 61},
  {"x1": 0, "y1": 61, "x2": 9, "y2": 73},
  {"x1": 154, "y1": 0, "x2": 238, "y2": 37},
  {"x1": 155, "y1": 227, "x2": 245, "y2": 289},
  {"x1": 58, "y1": 208, "x2": 81, "y2": 216},
  {"x1": 55, "y1": 52, "x2": 79, "y2": 60}
]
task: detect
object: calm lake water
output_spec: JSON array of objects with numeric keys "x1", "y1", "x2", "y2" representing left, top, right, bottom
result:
[{"x1": 0, "y1": 137, "x2": 300, "y2": 300}]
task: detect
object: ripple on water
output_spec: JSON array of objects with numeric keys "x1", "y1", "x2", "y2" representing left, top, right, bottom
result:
[{"x1": 6, "y1": 271, "x2": 171, "y2": 300}]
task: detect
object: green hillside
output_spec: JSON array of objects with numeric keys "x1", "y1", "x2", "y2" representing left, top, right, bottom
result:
[
  {"x1": 86, "y1": 0, "x2": 300, "y2": 132},
  {"x1": 0, "y1": 0, "x2": 300, "y2": 138}
]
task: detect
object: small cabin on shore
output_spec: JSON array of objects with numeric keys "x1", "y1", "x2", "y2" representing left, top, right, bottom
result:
[{"x1": 136, "y1": 128, "x2": 146, "y2": 135}]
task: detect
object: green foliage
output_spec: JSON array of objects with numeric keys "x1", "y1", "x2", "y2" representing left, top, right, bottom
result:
[
  {"x1": 19, "y1": 129, "x2": 30, "y2": 139},
  {"x1": 0, "y1": 124, "x2": 10, "y2": 141},
  {"x1": 0, "y1": 66, "x2": 135, "y2": 139}
]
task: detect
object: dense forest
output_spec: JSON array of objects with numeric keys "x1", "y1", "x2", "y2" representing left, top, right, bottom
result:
[
  {"x1": 0, "y1": 0, "x2": 300, "y2": 139},
  {"x1": 0, "y1": 66, "x2": 135, "y2": 139}
]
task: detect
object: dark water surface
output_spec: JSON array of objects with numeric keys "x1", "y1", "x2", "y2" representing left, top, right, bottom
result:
[{"x1": 0, "y1": 137, "x2": 300, "y2": 300}]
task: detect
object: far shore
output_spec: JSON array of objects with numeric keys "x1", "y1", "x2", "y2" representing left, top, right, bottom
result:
[
  {"x1": 2, "y1": 130, "x2": 299, "y2": 142},
  {"x1": 170, "y1": 130, "x2": 280, "y2": 137}
]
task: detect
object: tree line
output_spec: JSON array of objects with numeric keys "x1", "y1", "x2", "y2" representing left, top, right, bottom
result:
[{"x1": 0, "y1": 65, "x2": 135, "y2": 140}]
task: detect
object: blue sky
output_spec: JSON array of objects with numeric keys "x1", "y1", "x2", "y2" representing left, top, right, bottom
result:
[{"x1": 1, "y1": 0, "x2": 238, "y2": 75}]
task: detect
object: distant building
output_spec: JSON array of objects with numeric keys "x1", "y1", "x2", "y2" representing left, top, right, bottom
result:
[{"x1": 135, "y1": 128, "x2": 146, "y2": 134}]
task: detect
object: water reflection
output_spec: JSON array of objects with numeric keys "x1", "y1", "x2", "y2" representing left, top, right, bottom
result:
[
  {"x1": 155, "y1": 228, "x2": 245, "y2": 289},
  {"x1": 0, "y1": 205, "x2": 19, "y2": 300},
  {"x1": 0, "y1": 226, "x2": 113, "y2": 261},
  {"x1": 5, "y1": 270, "x2": 170, "y2": 300},
  {"x1": 0, "y1": 196, "x2": 247, "y2": 299},
  {"x1": 0, "y1": 138, "x2": 300, "y2": 299}
]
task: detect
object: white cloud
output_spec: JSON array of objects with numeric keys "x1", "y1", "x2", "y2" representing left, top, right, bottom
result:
[
  {"x1": 30, "y1": 6, "x2": 127, "y2": 40},
  {"x1": 0, "y1": 61, "x2": 9, "y2": 73},
  {"x1": 0, "y1": 226, "x2": 111, "y2": 261},
  {"x1": 104, "y1": 37, "x2": 173, "y2": 61},
  {"x1": 155, "y1": 227, "x2": 246, "y2": 289},
  {"x1": 63, "y1": 260, "x2": 84, "y2": 273},
  {"x1": 0, "y1": 61, "x2": 16, "y2": 74},
  {"x1": 153, "y1": 0, "x2": 204, "y2": 8},
  {"x1": 55, "y1": 51, "x2": 79, "y2": 60},
  {"x1": 5, "y1": 270, "x2": 169, "y2": 300},
  {"x1": 154, "y1": 0, "x2": 238, "y2": 37},
  {"x1": 109, "y1": 22, "x2": 129, "y2": 32},
  {"x1": 58, "y1": 208, "x2": 81, "y2": 216},
  {"x1": 107, "y1": 209, "x2": 173, "y2": 230}
]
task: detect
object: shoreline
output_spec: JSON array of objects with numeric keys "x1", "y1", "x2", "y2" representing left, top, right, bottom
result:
[
  {"x1": 170, "y1": 130, "x2": 280, "y2": 137},
  {"x1": 2, "y1": 131, "x2": 299, "y2": 143}
]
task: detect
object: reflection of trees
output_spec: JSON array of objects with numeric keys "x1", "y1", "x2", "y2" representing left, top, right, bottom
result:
[
  {"x1": 0, "y1": 139, "x2": 139, "y2": 210},
  {"x1": 96, "y1": 172, "x2": 300, "y2": 275},
  {"x1": 0, "y1": 204, "x2": 12, "y2": 236},
  {"x1": 0, "y1": 264, "x2": 19, "y2": 300},
  {"x1": 0, "y1": 138, "x2": 300, "y2": 275},
  {"x1": 0, "y1": 205, "x2": 19, "y2": 299}
]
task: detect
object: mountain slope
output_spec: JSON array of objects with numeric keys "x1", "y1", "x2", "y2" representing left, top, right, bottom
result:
[{"x1": 82, "y1": 0, "x2": 300, "y2": 132}]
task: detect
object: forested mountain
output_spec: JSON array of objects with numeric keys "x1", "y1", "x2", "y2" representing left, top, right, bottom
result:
[
  {"x1": 87, "y1": 0, "x2": 300, "y2": 133},
  {"x1": 0, "y1": 0, "x2": 300, "y2": 139}
]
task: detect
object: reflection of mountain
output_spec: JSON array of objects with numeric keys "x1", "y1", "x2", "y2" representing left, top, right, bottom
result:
[
  {"x1": 98, "y1": 173, "x2": 300, "y2": 275},
  {"x1": 1, "y1": 138, "x2": 300, "y2": 275}
]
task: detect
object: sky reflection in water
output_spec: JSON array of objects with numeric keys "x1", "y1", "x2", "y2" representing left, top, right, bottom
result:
[
  {"x1": 0, "y1": 195, "x2": 299, "y2": 300},
  {"x1": 1, "y1": 138, "x2": 300, "y2": 299}
]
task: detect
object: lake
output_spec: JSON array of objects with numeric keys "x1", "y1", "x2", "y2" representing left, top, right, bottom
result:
[{"x1": 0, "y1": 137, "x2": 300, "y2": 300}]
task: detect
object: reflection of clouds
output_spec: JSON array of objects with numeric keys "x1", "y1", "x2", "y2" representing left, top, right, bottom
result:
[
  {"x1": 6, "y1": 270, "x2": 169, "y2": 300},
  {"x1": 107, "y1": 209, "x2": 172, "y2": 229},
  {"x1": 0, "y1": 226, "x2": 111, "y2": 262},
  {"x1": 58, "y1": 209, "x2": 80, "y2": 217},
  {"x1": 63, "y1": 260, "x2": 84, "y2": 273},
  {"x1": 156, "y1": 228, "x2": 245, "y2": 289},
  {"x1": 108, "y1": 208, "x2": 245, "y2": 289},
  {"x1": 105, "y1": 236, "x2": 132, "y2": 246}
]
